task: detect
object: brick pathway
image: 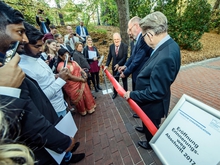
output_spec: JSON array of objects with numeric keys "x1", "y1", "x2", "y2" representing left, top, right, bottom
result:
[{"x1": 72, "y1": 57, "x2": 220, "y2": 165}]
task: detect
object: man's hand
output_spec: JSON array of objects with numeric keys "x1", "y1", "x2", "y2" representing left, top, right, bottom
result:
[
  {"x1": 68, "y1": 33, "x2": 73, "y2": 39},
  {"x1": 58, "y1": 68, "x2": 69, "y2": 81},
  {"x1": 0, "y1": 54, "x2": 25, "y2": 88},
  {"x1": 93, "y1": 57, "x2": 97, "y2": 61},
  {"x1": 118, "y1": 65, "x2": 126, "y2": 72},
  {"x1": 114, "y1": 64, "x2": 119, "y2": 71},
  {"x1": 124, "y1": 91, "x2": 130, "y2": 100},
  {"x1": 65, "y1": 137, "x2": 75, "y2": 152},
  {"x1": 104, "y1": 66, "x2": 108, "y2": 71},
  {"x1": 120, "y1": 72, "x2": 125, "y2": 78}
]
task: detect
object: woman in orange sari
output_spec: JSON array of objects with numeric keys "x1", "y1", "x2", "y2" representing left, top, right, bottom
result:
[{"x1": 57, "y1": 48, "x2": 96, "y2": 116}]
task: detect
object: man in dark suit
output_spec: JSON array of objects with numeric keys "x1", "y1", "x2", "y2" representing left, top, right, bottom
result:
[
  {"x1": 118, "y1": 16, "x2": 153, "y2": 118},
  {"x1": 104, "y1": 33, "x2": 128, "y2": 99},
  {"x1": 124, "y1": 11, "x2": 181, "y2": 150},
  {"x1": 0, "y1": 2, "x2": 85, "y2": 164}
]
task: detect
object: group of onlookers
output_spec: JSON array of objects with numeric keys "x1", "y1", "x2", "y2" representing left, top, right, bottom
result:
[{"x1": 0, "y1": 1, "x2": 181, "y2": 164}]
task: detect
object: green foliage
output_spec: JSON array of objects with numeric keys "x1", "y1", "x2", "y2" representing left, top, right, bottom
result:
[
  {"x1": 155, "y1": 0, "x2": 211, "y2": 51},
  {"x1": 209, "y1": 9, "x2": 220, "y2": 33},
  {"x1": 129, "y1": 0, "x2": 152, "y2": 18},
  {"x1": 100, "y1": 0, "x2": 119, "y2": 26}
]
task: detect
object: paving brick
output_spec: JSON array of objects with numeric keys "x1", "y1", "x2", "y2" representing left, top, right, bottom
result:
[
  {"x1": 109, "y1": 137, "x2": 118, "y2": 153},
  {"x1": 100, "y1": 133, "x2": 109, "y2": 149},
  {"x1": 123, "y1": 155, "x2": 134, "y2": 165},
  {"x1": 128, "y1": 144, "x2": 142, "y2": 164},
  {"x1": 114, "y1": 128, "x2": 123, "y2": 142},
  {"x1": 102, "y1": 147, "x2": 113, "y2": 165},
  {"x1": 112, "y1": 150, "x2": 123, "y2": 165},
  {"x1": 93, "y1": 132, "x2": 100, "y2": 145},
  {"x1": 94, "y1": 143, "x2": 103, "y2": 162}
]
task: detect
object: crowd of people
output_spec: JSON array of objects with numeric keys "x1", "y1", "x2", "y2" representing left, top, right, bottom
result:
[{"x1": 0, "y1": 1, "x2": 181, "y2": 164}]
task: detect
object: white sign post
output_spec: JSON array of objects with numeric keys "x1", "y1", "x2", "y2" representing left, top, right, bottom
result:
[{"x1": 150, "y1": 94, "x2": 220, "y2": 165}]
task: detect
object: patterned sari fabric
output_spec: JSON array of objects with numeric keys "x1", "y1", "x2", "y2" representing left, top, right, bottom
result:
[{"x1": 57, "y1": 61, "x2": 96, "y2": 115}]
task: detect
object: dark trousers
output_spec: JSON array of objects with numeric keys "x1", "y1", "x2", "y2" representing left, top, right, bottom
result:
[
  {"x1": 113, "y1": 70, "x2": 128, "y2": 94},
  {"x1": 142, "y1": 118, "x2": 161, "y2": 143},
  {"x1": 114, "y1": 76, "x2": 128, "y2": 94},
  {"x1": 90, "y1": 72, "x2": 100, "y2": 87}
]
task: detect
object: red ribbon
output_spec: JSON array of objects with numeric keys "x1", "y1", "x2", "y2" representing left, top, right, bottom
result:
[{"x1": 102, "y1": 66, "x2": 158, "y2": 135}]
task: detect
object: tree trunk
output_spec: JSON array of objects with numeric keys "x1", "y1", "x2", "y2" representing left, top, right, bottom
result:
[
  {"x1": 55, "y1": 0, "x2": 65, "y2": 25},
  {"x1": 213, "y1": 0, "x2": 220, "y2": 9},
  {"x1": 97, "y1": 6, "x2": 101, "y2": 25},
  {"x1": 115, "y1": 0, "x2": 130, "y2": 45}
]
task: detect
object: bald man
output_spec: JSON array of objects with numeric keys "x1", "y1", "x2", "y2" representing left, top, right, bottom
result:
[
  {"x1": 64, "y1": 25, "x2": 84, "y2": 50},
  {"x1": 104, "y1": 33, "x2": 128, "y2": 99}
]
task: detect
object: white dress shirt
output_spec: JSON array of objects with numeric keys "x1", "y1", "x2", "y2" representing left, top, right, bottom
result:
[{"x1": 19, "y1": 55, "x2": 67, "y2": 113}]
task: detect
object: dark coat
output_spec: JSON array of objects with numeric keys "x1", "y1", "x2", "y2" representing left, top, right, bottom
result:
[
  {"x1": 1, "y1": 76, "x2": 71, "y2": 165},
  {"x1": 105, "y1": 42, "x2": 128, "y2": 72},
  {"x1": 130, "y1": 38, "x2": 181, "y2": 120},
  {"x1": 72, "y1": 51, "x2": 90, "y2": 69},
  {"x1": 124, "y1": 35, "x2": 153, "y2": 82},
  {"x1": 83, "y1": 46, "x2": 100, "y2": 64}
]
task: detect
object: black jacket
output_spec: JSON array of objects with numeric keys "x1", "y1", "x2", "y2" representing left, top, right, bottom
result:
[
  {"x1": 130, "y1": 38, "x2": 181, "y2": 119},
  {"x1": 72, "y1": 51, "x2": 90, "y2": 69},
  {"x1": 1, "y1": 76, "x2": 71, "y2": 165},
  {"x1": 83, "y1": 46, "x2": 100, "y2": 64},
  {"x1": 105, "y1": 42, "x2": 128, "y2": 71}
]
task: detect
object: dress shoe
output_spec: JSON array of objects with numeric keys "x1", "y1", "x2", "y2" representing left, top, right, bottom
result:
[
  {"x1": 66, "y1": 153, "x2": 85, "y2": 164},
  {"x1": 138, "y1": 141, "x2": 152, "y2": 150},
  {"x1": 71, "y1": 142, "x2": 80, "y2": 153},
  {"x1": 133, "y1": 114, "x2": 140, "y2": 118},
  {"x1": 112, "y1": 93, "x2": 117, "y2": 99},
  {"x1": 97, "y1": 85, "x2": 102, "y2": 90},
  {"x1": 135, "y1": 126, "x2": 144, "y2": 133},
  {"x1": 94, "y1": 87, "x2": 99, "y2": 92}
]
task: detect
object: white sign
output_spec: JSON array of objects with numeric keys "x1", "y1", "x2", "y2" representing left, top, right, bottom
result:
[
  {"x1": 88, "y1": 50, "x2": 97, "y2": 59},
  {"x1": 150, "y1": 94, "x2": 220, "y2": 165},
  {"x1": 45, "y1": 112, "x2": 78, "y2": 164}
]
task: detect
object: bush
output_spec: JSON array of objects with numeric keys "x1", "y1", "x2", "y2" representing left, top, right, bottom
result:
[
  {"x1": 209, "y1": 9, "x2": 220, "y2": 34},
  {"x1": 154, "y1": 0, "x2": 211, "y2": 51}
]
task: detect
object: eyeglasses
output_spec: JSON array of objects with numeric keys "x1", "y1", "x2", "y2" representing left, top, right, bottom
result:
[
  {"x1": 142, "y1": 32, "x2": 153, "y2": 39},
  {"x1": 128, "y1": 24, "x2": 135, "y2": 32}
]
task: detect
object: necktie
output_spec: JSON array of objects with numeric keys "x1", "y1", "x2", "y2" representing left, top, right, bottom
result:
[
  {"x1": 133, "y1": 39, "x2": 137, "y2": 46},
  {"x1": 81, "y1": 27, "x2": 85, "y2": 35},
  {"x1": 115, "y1": 46, "x2": 119, "y2": 56}
]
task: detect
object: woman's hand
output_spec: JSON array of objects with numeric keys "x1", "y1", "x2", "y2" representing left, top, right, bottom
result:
[{"x1": 80, "y1": 77, "x2": 86, "y2": 83}]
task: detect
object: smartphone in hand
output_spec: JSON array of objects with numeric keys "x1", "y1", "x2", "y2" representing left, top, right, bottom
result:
[
  {"x1": 63, "y1": 53, "x2": 69, "y2": 68},
  {"x1": 4, "y1": 41, "x2": 20, "y2": 65}
]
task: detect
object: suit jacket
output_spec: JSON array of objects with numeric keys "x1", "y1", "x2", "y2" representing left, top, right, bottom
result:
[
  {"x1": 1, "y1": 76, "x2": 71, "y2": 165},
  {"x1": 76, "y1": 26, "x2": 89, "y2": 36},
  {"x1": 124, "y1": 35, "x2": 152, "y2": 82},
  {"x1": 130, "y1": 38, "x2": 181, "y2": 120},
  {"x1": 36, "y1": 16, "x2": 50, "y2": 34},
  {"x1": 64, "y1": 34, "x2": 80, "y2": 50},
  {"x1": 106, "y1": 42, "x2": 128, "y2": 72}
]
